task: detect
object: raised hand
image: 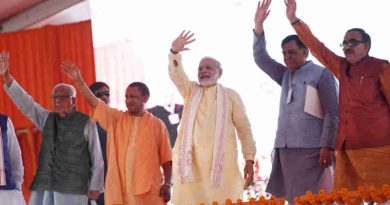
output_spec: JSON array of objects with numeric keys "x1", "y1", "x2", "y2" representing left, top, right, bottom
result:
[
  {"x1": 171, "y1": 31, "x2": 196, "y2": 53},
  {"x1": 60, "y1": 60, "x2": 83, "y2": 84},
  {"x1": 284, "y1": 0, "x2": 298, "y2": 23},
  {"x1": 254, "y1": 0, "x2": 272, "y2": 34},
  {"x1": 61, "y1": 60, "x2": 100, "y2": 107},
  {"x1": 0, "y1": 51, "x2": 10, "y2": 76}
]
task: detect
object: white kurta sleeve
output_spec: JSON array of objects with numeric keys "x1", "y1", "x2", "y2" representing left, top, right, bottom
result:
[
  {"x1": 84, "y1": 119, "x2": 104, "y2": 191},
  {"x1": 3, "y1": 80, "x2": 50, "y2": 129},
  {"x1": 6, "y1": 118, "x2": 24, "y2": 190}
]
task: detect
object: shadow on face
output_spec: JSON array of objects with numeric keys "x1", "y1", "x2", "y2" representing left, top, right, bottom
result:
[{"x1": 282, "y1": 40, "x2": 308, "y2": 72}]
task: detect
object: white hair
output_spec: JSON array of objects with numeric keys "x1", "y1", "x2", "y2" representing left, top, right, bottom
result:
[
  {"x1": 200, "y1": 56, "x2": 222, "y2": 69},
  {"x1": 52, "y1": 83, "x2": 76, "y2": 97}
]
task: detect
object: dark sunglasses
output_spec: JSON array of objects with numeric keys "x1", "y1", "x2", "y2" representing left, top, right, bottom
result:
[
  {"x1": 340, "y1": 39, "x2": 365, "y2": 47},
  {"x1": 94, "y1": 91, "x2": 110, "y2": 98}
]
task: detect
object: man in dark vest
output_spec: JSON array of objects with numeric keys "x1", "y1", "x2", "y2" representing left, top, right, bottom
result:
[
  {"x1": 0, "y1": 52, "x2": 104, "y2": 205},
  {"x1": 0, "y1": 114, "x2": 26, "y2": 205},
  {"x1": 88, "y1": 82, "x2": 110, "y2": 205}
]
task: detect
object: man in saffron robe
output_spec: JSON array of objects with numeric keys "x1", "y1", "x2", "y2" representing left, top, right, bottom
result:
[
  {"x1": 168, "y1": 31, "x2": 257, "y2": 205},
  {"x1": 61, "y1": 62, "x2": 172, "y2": 205}
]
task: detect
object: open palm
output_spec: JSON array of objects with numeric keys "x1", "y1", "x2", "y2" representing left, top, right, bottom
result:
[
  {"x1": 255, "y1": 0, "x2": 271, "y2": 25},
  {"x1": 171, "y1": 30, "x2": 196, "y2": 53},
  {"x1": 60, "y1": 60, "x2": 82, "y2": 82},
  {"x1": 285, "y1": 0, "x2": 297, "y2": 22}
]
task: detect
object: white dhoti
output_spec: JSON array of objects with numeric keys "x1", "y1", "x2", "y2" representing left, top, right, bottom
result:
[
  {"x1": 0, "y1": 190, "x2": 26, "y2": 205},
  {"x1": 28, "y1": 191, "x2": 87, "y2": 205}
]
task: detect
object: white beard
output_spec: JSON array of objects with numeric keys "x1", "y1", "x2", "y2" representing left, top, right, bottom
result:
[{"x1": 199, "y1": 77, "x2": 217, "y2": 87}]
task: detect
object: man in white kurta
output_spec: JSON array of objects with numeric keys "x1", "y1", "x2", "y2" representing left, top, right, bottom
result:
[
  {"x1": 169, "y1": 31, "x2": 256, "y2": 205},
  {"x1": 0, "y1": 114, "x2": 26, "y2": 205}
]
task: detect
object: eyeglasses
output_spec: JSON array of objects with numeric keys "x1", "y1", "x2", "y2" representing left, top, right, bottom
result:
[
  {"x1": 94, "y1": 91, "x2": 110, "y2": 98},
  {"x1": 51, "y1": 95, "x2": 72, "y2": 100},
  {"x1": 340, "y1": 39, "x2": 365, "y2": 47}
]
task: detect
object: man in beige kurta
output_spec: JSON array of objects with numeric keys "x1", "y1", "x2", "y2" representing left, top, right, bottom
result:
[
  {"x1": 169, "y1": 31, "x2": 256, "y2": 205},
  {"x1": 61, "y1": 63, "x2": 173, "y2": 205}
]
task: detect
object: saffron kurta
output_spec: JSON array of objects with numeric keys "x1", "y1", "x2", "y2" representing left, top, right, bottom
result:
[
  {"x1": 169, "y1": 53, "x2": 256, "y2": 205},
  {"x1": 92, "y1": 101, "x2": 172, "y2": 205}
]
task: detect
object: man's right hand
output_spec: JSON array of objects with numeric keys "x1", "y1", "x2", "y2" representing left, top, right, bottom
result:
[
  {"x1": 254, "y1": 0, "x2": 272, "y2": 35},
  {"x1": 171, "y1": 30, "x2": 196, "y2": 53},
  {"x1": 0, "y1": 51, "x2": 14, "y2": 86},
  {"x1": 285, "y1": 0, "x2": 299, "y2": 23}
]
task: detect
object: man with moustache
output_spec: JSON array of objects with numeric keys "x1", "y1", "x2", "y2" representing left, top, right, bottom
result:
[{"x1": 285, "y1": 0, "x2": 390, "y2": 190}]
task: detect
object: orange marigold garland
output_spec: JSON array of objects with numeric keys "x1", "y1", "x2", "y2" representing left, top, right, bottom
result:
[{"x1": 294, "y1": 184, "x2": 390, "y2": 205}]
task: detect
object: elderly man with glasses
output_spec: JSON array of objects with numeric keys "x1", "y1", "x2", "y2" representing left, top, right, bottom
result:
[
  {"x1": 0, "y1": 52, "x2": 104, "y2": 205},
  {"x1": 285, "y1": 0, "x2": 390, "y2": 191}
]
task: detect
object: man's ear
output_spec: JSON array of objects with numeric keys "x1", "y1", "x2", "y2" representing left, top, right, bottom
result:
[
  {"x1": 218, "y1": 68, "x2": 223, "y2": 78},
  {"x1": 142, "y1": 95, "x2": 150, "y2": 103},
  {"x1": 71, "y1": 97, "x2": 76, "y2": 107},
  {"x1": 303, "y1": 49, "x2": 309, "y2": 58}
]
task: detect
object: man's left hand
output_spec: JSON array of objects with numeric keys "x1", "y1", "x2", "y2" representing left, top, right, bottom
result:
[
  {"x1": 244, "y1": 160, "x2": 254, "y2": 189},
  {"x1": 319, "y1": 147, "x2": 333, "y2": 168},
  {"x1": 87, "y1": 190, "x2": 100, "y2": 200},
  {"x1": 159, "y1": 184, "x2": 171, "y2": 202}
]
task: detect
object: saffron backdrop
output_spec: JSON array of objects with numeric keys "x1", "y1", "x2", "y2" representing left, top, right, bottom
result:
[{"x1": 0, "y1": 20, "x2": 96, "y2": 201}]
